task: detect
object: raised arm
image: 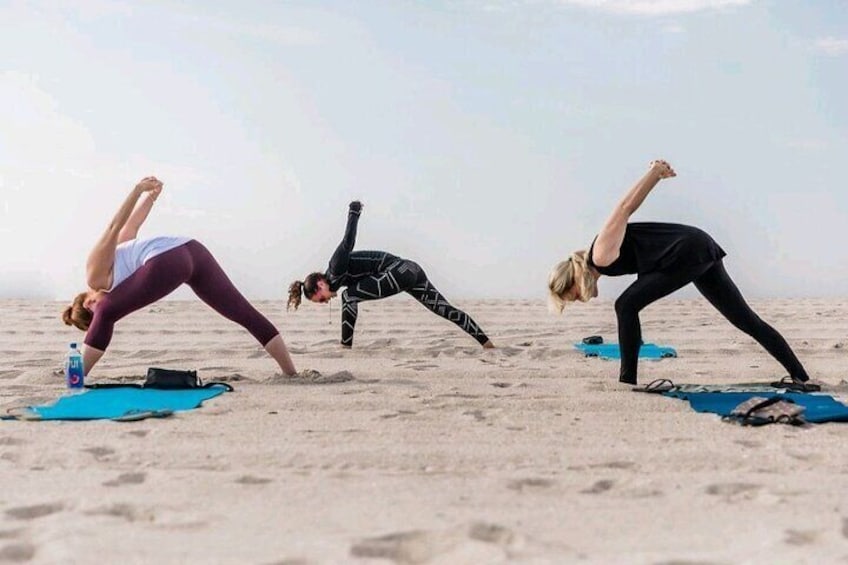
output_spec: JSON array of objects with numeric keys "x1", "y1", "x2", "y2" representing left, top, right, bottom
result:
[
  {"x1": 118, "y1": 183, "x2": 162, "y2": 243},
  {"x1": 326, "y1": 201, "x2": 363, "y2": 277},
  {"x1": 591, "y1": 160, "x2": 676, "y2": 267},
  {"x1": 85, "y1": 177, "x2": 163, "y2": 290}
]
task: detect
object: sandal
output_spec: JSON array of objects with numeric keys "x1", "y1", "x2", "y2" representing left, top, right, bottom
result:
[
  {"x1": 723, "y1": 396, "x2": 806, "y2": 426},
  {"x1": 770, "y1": 375, "x2": 821, "y2": 393},
  {"x1": 632, "y1": 378, "x2": 676, "y2": 393}
]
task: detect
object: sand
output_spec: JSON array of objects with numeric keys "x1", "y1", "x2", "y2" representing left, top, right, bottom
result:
[{"x1": 1, "y1": 296, "x2": 847, "y2": 564}]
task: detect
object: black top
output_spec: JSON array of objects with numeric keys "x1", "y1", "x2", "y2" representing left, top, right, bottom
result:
[
  {"x1": 325, "y1": 209, "x2": 399, "y2": 291},
  {"x1": 587, "y1": 222, "x2": 726, "y2": 276}
]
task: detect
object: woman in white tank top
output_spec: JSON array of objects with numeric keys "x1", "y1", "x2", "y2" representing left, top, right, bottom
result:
[{"x1": 62, "y1": 177, "x2": 300, "y2": 379}]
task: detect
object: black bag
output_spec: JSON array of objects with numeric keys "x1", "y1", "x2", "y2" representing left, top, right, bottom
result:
[
  {"x1": 144, "y1": 368, "x2": 234, "y2": 391},
  {"x1": 86, "y1": 368, "x2": 233, "y2": 391},
  {"x1": 144, "y1": 367, "x2": 201, "y2": 389}
]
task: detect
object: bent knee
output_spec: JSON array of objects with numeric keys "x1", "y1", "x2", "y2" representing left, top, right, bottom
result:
[{"x1": 614, "y1": 295, "x2": 637, "y2": 317}]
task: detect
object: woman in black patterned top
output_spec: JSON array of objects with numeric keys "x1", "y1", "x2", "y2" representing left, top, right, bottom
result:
[{"x1": 288, "y1": 201, "x2": 494, "y2": 349}]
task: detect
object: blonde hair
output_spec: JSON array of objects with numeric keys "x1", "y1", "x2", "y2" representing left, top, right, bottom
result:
[
  {"x1": 62, "y1": 292, "x2": 93, "y2": 331},
  {"x1": 547, "y1": 250, "x2": 597, "y2": 313}
]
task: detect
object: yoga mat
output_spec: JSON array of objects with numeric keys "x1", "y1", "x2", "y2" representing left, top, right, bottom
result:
[
  {"x1": 574, "y1": 342, "x2": 677, "y2": 360},
  {"x1": 7, "y1": 386, "x2": 229, "y2": 421},
  {"x1": 665, "y1": 391, "x2": 848, "y2": 424}
]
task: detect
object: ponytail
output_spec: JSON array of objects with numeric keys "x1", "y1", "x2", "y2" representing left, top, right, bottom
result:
[
  {"x1": 62, "y1": 292, "x2": 93, "y2": 331},
  {"x1": 571, "y1": 250, "x2": 598, "y2": 302},
  {"x1": 547, "y1": 249, "x2": 597, "y2": 314},
  {"x1": 287, "y1": 280, "x2": 304, "y2": 311},
  {"x1": 62, "y1": 305, "x2": 75, "y2": 326}
]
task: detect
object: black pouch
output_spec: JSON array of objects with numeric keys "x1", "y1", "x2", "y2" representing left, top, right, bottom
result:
[
  {"x1": 144, "y1": 367, "x2": 200, "y2": 389},
  {"x1": 143, "y1": 368, "x2": 234, "y2": 391},
  {"x1": 85, "y1": 368, "x2": 234, "y2": 391}
]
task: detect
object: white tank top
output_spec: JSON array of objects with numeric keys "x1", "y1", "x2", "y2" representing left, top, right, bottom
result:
[{"x1": 109, "y1": 236, "x2": 192, "y2": 291}]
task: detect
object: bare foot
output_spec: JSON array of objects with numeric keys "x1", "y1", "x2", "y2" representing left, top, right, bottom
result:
[
  {"x1": 649, "y1": 159, "x2": 676, "y2": 179},
  {"x1": 482, "y1": 340, "x2": 495, "y2": 349}
]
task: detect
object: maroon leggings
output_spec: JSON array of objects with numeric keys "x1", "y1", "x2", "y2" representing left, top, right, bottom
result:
[{"x1": 85, "y1": 240, "x2": 279, "y2": 351}]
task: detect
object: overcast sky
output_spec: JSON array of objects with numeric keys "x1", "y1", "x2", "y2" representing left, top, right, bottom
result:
[{"x1": 1, "y1": 0, "x2": 845, "y2": 301}]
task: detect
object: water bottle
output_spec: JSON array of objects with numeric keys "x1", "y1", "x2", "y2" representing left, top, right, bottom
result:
[{"x1": 65, "y1": 343, "x2": 85, "y2": 389}]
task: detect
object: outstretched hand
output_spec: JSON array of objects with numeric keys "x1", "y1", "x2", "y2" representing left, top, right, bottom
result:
[
  {"x1": 649, "y1": 160, "x2": 676, "y2": 179},
  {"x1": 349, "y1": 200, "x2": 363, "y2": 214}
]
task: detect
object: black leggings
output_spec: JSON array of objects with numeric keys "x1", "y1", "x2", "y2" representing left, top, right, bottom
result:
[
  {"x1": 340, "y1": 259, "x2": 489, "y2": 347},
  {"x1": 85, "y1": 240, "x2": 279, "y2": 351},
  {"x1": 615, "y1": 259, "x2": 809, "y2": 385}
]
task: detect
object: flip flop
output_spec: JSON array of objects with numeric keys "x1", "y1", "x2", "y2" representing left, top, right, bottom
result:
[
  {"x1": 113, "y1": 409, "x2": 174, "y2": 422},
  {"x1": 632, "y1": 378, "x2": 676, "y2": 394},
  {"x1": 723, "y1": 395, "x2": 806, "y2": 426},
  {"x1": 582, "y1": 335, "x2": 604, "y2": 345},
  {"x1": 770, "y1": 376, "x2": 821, "y2": 393}
]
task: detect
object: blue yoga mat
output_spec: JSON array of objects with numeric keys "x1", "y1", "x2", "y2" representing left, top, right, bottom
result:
[
  {"x1": 665, "y1": 391, "x2": 848, "y2": 424},
  {"x1": 574, "y1": 343, "x2": 677, "y2": 360},
  {"x1": 15, "y1": 386, "x2": 229, "y2": 421}
]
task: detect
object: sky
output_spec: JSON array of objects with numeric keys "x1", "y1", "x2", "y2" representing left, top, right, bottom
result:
[{"x1": 1, "y1": 0, "x2": 846, "y2": 301}]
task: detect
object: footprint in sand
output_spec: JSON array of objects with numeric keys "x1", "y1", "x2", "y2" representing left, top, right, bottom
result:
[
  {"x1": 705, "y1": 483, "x2": 761, "y2": 497},
  {"x1": 235, "y1": 476, "x2": 272, "y2": 485},
  {"x1": 497, "y1": 346, "x2": 523, "y2": 357},
  {"x1": 125, "y1": 430, "x2": 149, "y2": 438},
  {"x1": 350, "y1": 530, "x2": 458, "y2": 563},
  {"x1": 103, "y1": 472, "x2": 147, "y2": 487},
  {"x1": 0, "y1": 542, "x2": 36, "y2": 562},
  {"x1": 626, "y1": 488, "x2": 664, "y2": 499},
  {"x1": 0, "y1": 437, "x2": 26, "y2": 446},
  {"x1": 463, "y1": 410, "x2": 486, "y2": 422},
  {"x1": 82, "y1": 447, "x2": 115, "y2": 460},
  {"x1": 422, "y1": 347, "x2": 444, "y2": 359},
  {"x1": 365, "y1": 338, "x2": 396, "y2": 348},
  {"x1": 132, "y1": 350, "x2": 160, "y2": 359},
  {"x1": 468, "y1": 522, "x2": 517, "y2": 546},
  {"x1": 5, "y1": 503, "x2": 64, "y2": 521},
  {"x1": 0, "y1": 530, "x2": 23, "y2": 541},
  {"x1": 268, "y1": 371, "x2": 355, "y2": 385},
  {"x1": 785, "y1": 450, "x2": 824, "y2": 463},
  {"x1": 733, "y1": 440, "x2": 762, "y2": 448},
  {"x1": 436, "y1": 392, "x2": 482, "y2": 400},
  {"x1": 380, "y1": 410, "x2": 417, "y2": 420},
  {"x1": 589, "y1": 461, "x2": 635, "y2": 470},
  {"x1": 581, "y1": 480, "x2": 615, "y2": 494},
  {"x1": 86, "y1": 503, "x2": 153, "y2": 523},
  {"x1": 784, "y1": 529, "x2": 818, "y2": 546},
  {"x1": 507, "y1": 478, "x2": 555, "y2": 492}
]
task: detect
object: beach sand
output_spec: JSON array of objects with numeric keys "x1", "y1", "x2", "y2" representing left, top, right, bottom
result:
[{"x1": 1, "y1": 296, "x2": 847, "y2": 564}]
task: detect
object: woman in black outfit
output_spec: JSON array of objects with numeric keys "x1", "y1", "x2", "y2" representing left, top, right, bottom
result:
[
  {"x1": 548, "y1": 160, "x2": 814, "y2": 389},
  {"x1": 288, "y1": 201, "x2": 495, "y2": 349}
]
